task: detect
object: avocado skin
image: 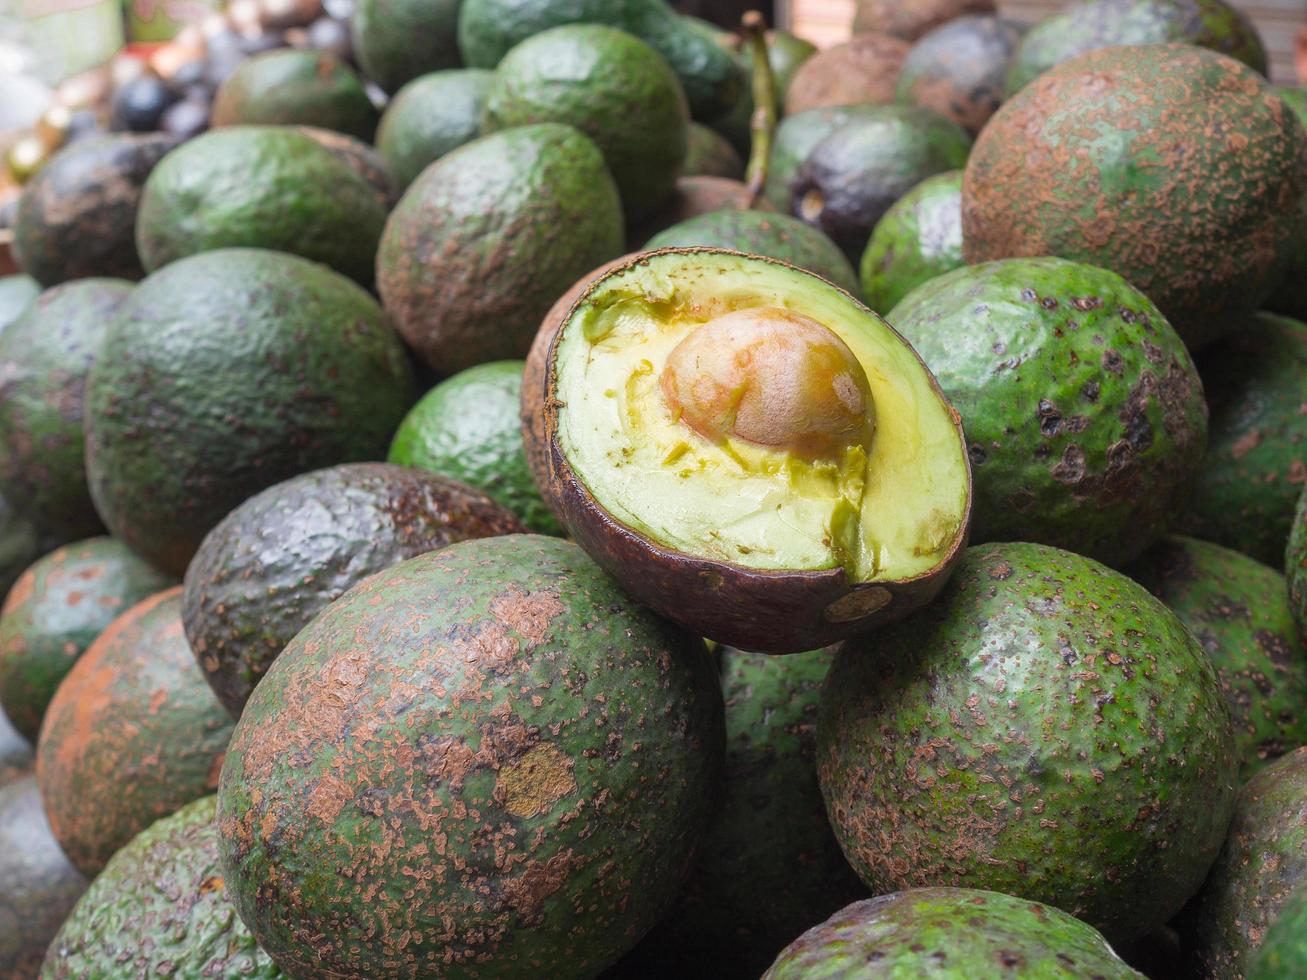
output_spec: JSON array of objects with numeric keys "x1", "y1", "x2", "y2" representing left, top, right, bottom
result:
[
  {"x1": 136, "y1": 127, "x2": 388, "y2": 286},
  {"x1": 377, "y1": 123, "x2": 623, "y2": 375},
  {"x1": 626, "y1": 176, "x2": 764, "y2": 248},
  {"x1": 218, "y1": 534, "x2": 724, "y2": 979},
  {"x1": 183, "y1": 463, "x2": 523, "y2": 717},
  {"x1": 0, "y1": 275, "x2": 38, "y2": 330},
  {"x1": 1266, "y1": 89, "x2": 1307, "y2": 321},
  {"x1": 0, "y1": 493, "x2": 53, "y2": 607},
  {"x1": 764, "y1": 105, "x2": 887, "y2": 211},
  {"x1": 13, "y1": 133, "x2": 175, "y2": 287},
  {"x1": 1249, "y1": 884, "x2": 1307, "y2": 980},
  {"x1": 854, "y1": 0, "x2": 996, "y2": 41},
  {"x1": 0, "y1": 707, "x2": 30, "y2": 786},
  {"x1": 1289, "y1": 487, "x2": 1307, "y2": 637},
  {"x1": 860, "y1": 169, "x2": 963, "y2": 313},
  {"x1": 376, "y1": 69, "x2": 491, "y2": 190},
  {"x1": 818, "y1": 542, "x2": 1239, "y2": 943},
  {"x1": 763, "y1": 889, "x2": 1141, "y2": 979},
  {"x1": 0, "y1": 280, "x2": 132, "y2": 538},
  {"x1": 297, "y1": 127, "x2": 396, "y2": 208},
  {"x1": 784, "y1": 34, "x2": 911, "y2": 116},
  {"x1": 1178, "y1": 313, "x2": 1306, "y2": 566},
  {"x1": 895, "y1": 16, "x2": 1022, "y2": 135},
  {"x1": 84, "y1": 248, "x2": 414, "y2": 577},
  {"x1": 1128, "y1": 535, "x2": 1307, "y2": 779},
  {"x1": 964, "y1": 44, "x2": 1307, "y2": 349},
  {"x1": 888, "y1": 257, "x2": 1206, "y2": 567},
  {"x1": 351, "y1": 0, "x2": 461, "y2": 94},
  {"x1": 212, "y1": 49, "x2": 378, "y2": 140},
  {"x1": 0, "y1": 537, "x2": 174, "y2": 742},
  {"x1": 682, "y1": 122, "x2": 743, "y2": 180}
]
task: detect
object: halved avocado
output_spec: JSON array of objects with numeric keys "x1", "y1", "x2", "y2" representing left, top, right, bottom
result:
[{"x1": 528, "y1": 248, "x2": 971, "y2": 652}]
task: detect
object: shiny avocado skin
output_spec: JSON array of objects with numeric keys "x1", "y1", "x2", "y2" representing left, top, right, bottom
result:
[
  {"x1": 860, "y1": 169, "x2": 964, "y2": 313},
  {"x1": 211, "y1": 48, "x2": 378, "y2": 140},
  {"x1": 375, "y1": 69, "x2": 492, "y2": 190},
  {"x1": 351, "y1": 0, "x2": 462, "y2": 94},
  {"x1": 764, "y1": 105, "x2": 888, "y2": 211}
]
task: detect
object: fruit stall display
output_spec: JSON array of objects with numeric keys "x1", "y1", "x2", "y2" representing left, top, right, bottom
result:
[{"x1": 0, "y1": 0, "x2": 1305, "y2": 976}]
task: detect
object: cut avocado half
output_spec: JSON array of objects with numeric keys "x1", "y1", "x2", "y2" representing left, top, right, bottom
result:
[{"x1": 533, "y1": 248, "x2": 971, "y2": 652}]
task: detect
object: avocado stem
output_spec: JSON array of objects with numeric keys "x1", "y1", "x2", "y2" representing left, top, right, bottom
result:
[{"x1": 740, "y1": 10, "x2": 775, "y2": 209}]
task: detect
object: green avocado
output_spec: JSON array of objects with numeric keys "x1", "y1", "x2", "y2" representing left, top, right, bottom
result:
[
  {"x1": 854, "y1": 0, "x2": 997, "y2": 41},
  {"x1": 0, "y1": 492, "x2": 49, "y2": 606},
  {"x1": 135, "y1": 126, "x2": 388, "y2": 285},
  {"x1": 296, "y1": 126, "x2": 396, "y2": 207},
  {"x1": 211, "y1": 49, "x2": 378, "y2": 140},
  {"x1": 0, "y1": 706, "x2": 30, "y2": 787},
  {"x1": 351, "y1": 0, "x2": 461, "y2": 94},
  {"x1": 483, "y1": 25, "x2": 688, "y2": 223},
  {"x1": 84, "y1": 248, "x2": 414, "y2": 576},
  {"x1": 887, "y1": 257, "x2": 1207, "y2": 566},
  {"x1": 682, "y1": 122, "x2": 743, "y2": 180},
  {"x1": 1266, "y1": 89, "x2": 1307, "y2": 321},
  {"x1": 1128, "y1": 535, "x2": 1307, "y2": 778},
  {"x1": 1249, "y1": 884, "x2": 1307, "y2": 980},
  {"x1": 375, "y1": 69, "x2": 491, "y2": 190},
  {"x1": 763, "y1": 105, "x2": 886, "y2": 211},
  {"x1": 1289, "y1": 486, "x2": 1307, "y2": 636},
  {"x1": 895, "y1": 15, "x2": 1022, "y2": 135},
  {"x1": 0, "y1": 275, "x2": 38, "y2": 330},
  {"x1": 376, "y1": 123, "x2": 623, "y2": 375},
  {"x1": 767, "y1": 29, "x2": 817, "y2": 100},
  {"x1": 183, "y1": 462, "x2": 523, "y2": 716},
  {"x1": 860, "y1": 170, "x2": 963, "y2": 313},
  {"x1": 818, "y1": 541, "x2": 1239, "y2": 943},
  {"x1": 218, "y1": 534, "x2": 724, "y2": 978}
]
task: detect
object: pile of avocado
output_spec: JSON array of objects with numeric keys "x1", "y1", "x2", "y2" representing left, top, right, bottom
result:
[{"x1": 1, "y1": 0, "x2": 1306, "y2": 975}]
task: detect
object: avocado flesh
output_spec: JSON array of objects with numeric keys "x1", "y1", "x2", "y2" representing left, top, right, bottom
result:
[{"x1": 554, "y1": 252, "x2": 967, "y2": 581}]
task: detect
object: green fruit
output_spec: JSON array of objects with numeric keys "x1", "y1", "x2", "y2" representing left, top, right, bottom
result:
[
  {"x1": 183, "y1": 462, "x2": 523, "y2": 716},
  {"x1": 1249, "y1": 884, "x2": 1307, "y2": 980},
  {"x1": 135, "y1": 126, "x2": 387, "y2": 285},
  {"x1": 375, "y1": 69, "x2": 492, "y2": 190},
  {"x1": 376, "y1": 123, "x2": 623, "y2": 374},
  {"x1": 964, "y1": 44, "x2": 1307, "y2": 349},
  {"x1": 1266, "y1": 89, "x2": 1307, "y2": 321},
  {"x1": 1289, "y1": 486, "x2": 1307, "y2": 636},
  {"x1": 818, "y1": 541, "x2": 1239, "y2": 943},
  {"x1": 682, "y1": 122, "x2": 743, "y2": 180},
  {"x1": 1128, "y1": 535, "x2": 1307, "y2": 778},
  {"x1": 218, "y1": 534, "x2": 724, "y2": 978},
  {"x1": 84, "y1": 248, "x2": 414, "y2": 576},
  {"x1": 627, "y1": 175, "x2": 763, "y2": 246},
  {"x1": 859, "y1": 170, "x2": 963, "y2": 313},
  {"x1": 296, "y1": 126, "x2": 396, "y2": 207},
  {"x1": 211, "y1": 49, "x2": 379, "y2": 140},
  {"x1": 42, "y1": 796, "x2": 282, "y2": 979},
  {"x1": 351, "y1": 0, "x2": 461, "y2": 94},
  {"x1": 764, "y1": 889, "x2": 1142, "y2": 979},
  {"x1": 764, "y1": 105, "x2": 881, "y2": 210},
  {"x1": 887, "y1": 257, "x2": 1206, "y2": 566},
  {"x1": 0, "y1": 704, "x2": 29, "y2": 789},
  {"x1": 784, "y1": 34, "x2": 911, "y2": 116},
  {"x1": 767, "y1": 29, "x2": 817, "y2": 100},
  {"x1": 0, "y1": 537, "x2": 174, "y2": 742},
  {"x1": 895, "y1": 15, "x2": 1023, "y2": 135},
  {"x1": 853, "y1": 0, "x2": 997, "y2": 41},
  {"x1": 0, "y1": 275, "x2": 38, "y2": 330},
  {"x1": 0, "y1": 492, "x2": 48, "y2": 606},
  {"x1": 484, "y1": 25, "x2": 688, "y2": 223}
]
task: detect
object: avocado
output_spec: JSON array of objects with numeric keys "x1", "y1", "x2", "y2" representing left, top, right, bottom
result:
[
  {"x1": 854, "y1": 0, "x2": 997, "y2": 40},
  {"x1": 764, "y1": 105, "x2": 886, "y2": 211},
  {"x1": 0, "y1": 275, "x2": 37, "y2": 330},
  {"x1": 763, "y1": 889, "x2": 1142, "y2": 979},
  {"x1": 183, "y1": 462, "x2": 523, "y2": 716},
  {"x1": 0, "y1": 492, "x2": 48, "y2": 606},
  {"x1": 1178, "y1": 746, "x2": 1307, "y2": 976},
  {"x1": 36, "y1": 587, "x2": 234, "y2": 876},
  {"x1": 375, "y1": 69, "x2": 491, "y2": 190},
  {"x1": 296, "y1": 126, "x2": 396, "y2": 208},
  {"x1": 886, "y1": 256, "x2": 1207, "y2": 566},
  {"x1": 683, "y1": 122, "x2": 744, "y2": 180},
  {"x1": 376, "y1": 124, "x2": 623, "y2": 375},
  {"x1": 645, "y1": 211, "x2": 860, "y2": 294},
  {"x1": 784, "y1": 34, "x2": 911, "y2": 115},
  {"x1": 767, "y1": 30, "x2": 817, "y2": 101},
  {"x1": 1177, "y1": 313, "x2": 1306, "y2": 566},
  {"x1": 964, "y1": 44, "x2": 1306, "y2": 349},
  {"x1": 0, "y1": 705, "x2": 30, "y2": 787},
  {"x1": 627, "y1": 176, "x2": 768, "y2": 247},
  {"x1": 135, "y1": 126, "x2": 388, "y2": 285},
  {"x1": 818, "y1": 541, "x2": 1239, "y2": 943},
  {"x1": 895, "y1": 15, "x2": 1022, "y2": 135},
  {"x1": 1289, "y1": 486, "x2": 1307, "y2": 636},
  {"x1": 1249, "y1": 884, "x2": 1307, "y2": 980},
  {"x1": 351, "y1": 0, "x2": 461, "y2": 94},
  {"x1": 42, "y1": 796, "x2": 281, "y2": 979},
  {"x1": 456, "y1": 0, "x2": 745, "y2": 120},
  {"x1": 0, "y1": 777, "x2": 86, "y2": 979},
  {"x1": 525, "y1": 248, "x2": 971, "y2": 653},
  {"x1": 1266, "y1": 89, "x2": 1307, "y2": 322},
  {"x1": 218, "y1": 534, "x2": 724, "y2": 978},
  {"x1": 1005, "y1": 0, "x2": 1267, "y2": 98},
  {"x1": 13, "y1": 133, "x2": 175, "y2": 287},
  {"x1": 84, "y1": 248, "x2": 414, "y2": 576},
  {"x1": 1128, "y1": 535, "x2": 1307, "y2": 777},
  {"x1": 211, "y1": 49, "x2": 379, "y2": 140},
  {"x1": 0, "y1": 537, "x2": 174, "y2": 742},
  {"x1": 860, "y1": 170, "x2": 963, "y2": 313},
  {"x1": 483, "y1": 25, "x2": 688, "y2": 223}
]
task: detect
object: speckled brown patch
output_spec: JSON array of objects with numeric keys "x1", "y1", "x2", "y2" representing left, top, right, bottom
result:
[
  {"x1": 496, "y1": 744, "x2": 577, "y2": 818},
  {"x1": 785, "y1": 34, "x2": 912, "y2": 114}
]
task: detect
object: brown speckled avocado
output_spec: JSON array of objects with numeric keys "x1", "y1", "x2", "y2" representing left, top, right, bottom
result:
[
  {"x1": 853, "y1": 0, "x2": 996, "y2": 40},
  {"x1": 785, "y1": 34, "x2": 911, "y2": 114}
]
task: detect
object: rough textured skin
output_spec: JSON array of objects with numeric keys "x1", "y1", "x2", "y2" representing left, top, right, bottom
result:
[
  {"x1": 351, "y1": 0, "x2": 461, "y2": 94},
  {"x1": 626, "y1": 176, "x2": 769, "y2": 248},
  {"x1": 36, "y1": 588, "x2": 234, "y2": 876},
  {"x1": 0, "y1": 275, "x2": 38, "y2": 330},
  {"x1": 964, "y1": 44, "x2": 1307, "y2": 349},
  {"x1": 0, "y1": 493, "x2": 50, "y2": 607},
  {"x1": 763, "y1": 105, "x2": 888, "y2": 211},
  {"x1": 295, "y1": 126, "x2": 396, "y2": 209},
  {"x1": 183, "y1": 462, "x2": 522, "y2": 716},
  {"x1": 1005, "y1": 0, "x2": 1267, "y2": 97},
  {"x1": 136, "y1": 126, "x2": 388, "y2": 285},
  {"x1": 483, "y1": 25, "x2": 688, "y2": 224},
  {"x1": 0, "y1": 279, "x2": 131, "y2": 537},
  {"x1": 0, "y1": 777, "x2": 87, "y2": 979},
  {"x1": 1289, "y1": 486, "x2": 1307, "y2": 637},
  {"x1": 42, "y1": 796, "x2": 282, "y2": 979},
  {"x1": 886, "y1": 257, "x2": 1207, "y2": 566},
  {"x1": 645, "y1": 210, "x2": 860, "y2": 294},
  {"x1": 1267, "y1": 90, "x2": 1307, "y2": 321},
  {"x1": 763, "y1": 889, "x2": 1141, "y2": 979},
  {"x1": 0, "y1": 537, "x2": 174, "y2": 741},
  {"x1": 376, "y1": 69, "x2": 491, "y2": 190},
  {"x1": 1249, "y1": 883, "x2": 1307, "y2": 979},
  {"x1": 218, "y1": 534, "x2": 724, "y2": 979},
  {"x1": 0, "y1": 706, "x2": 31, "y2": 786},
  {"x1": 1178, "y1": 313, "x2": 1307, "y2": 566},
  {"x1": 682, "y1": 122, "x2": 743, "y2": 180},
  {"x1": 819, "y1": 542, "x2": 1240, "y2": 943},
  {"x1": 792, "y1": 106, "x2": 971, "y2": 260},
  {"x1": 84, "y1": 248, "x2": 413, "y2": 576},
  {"x1": 784, "y1": 34, "x2": 911, "y2": 115},
  {"x1": 376, "y1": 124, "x2": 623, "y2": 375},
  {"x1": 854, "y1": 0, "x2": 996, "y2": 40},
  {"x1": 13, "y1": 133, "x2": 175, "y2": 287},
  {"x1": 860, "y1": 170, "x2": 963, "y2": 314},
  {"x1": 211, "y1": 49, "x2": 378, "y2": 140},
  {"x1": 896, "y1": 16, "x2": 1022, "y2": 135},
  {"x1": 1128, "y1": 535, "x2": 1307, "y2": 778},
  {"x1": 1178, "y1": 747, "x2": 1307, "y2": 977}
]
